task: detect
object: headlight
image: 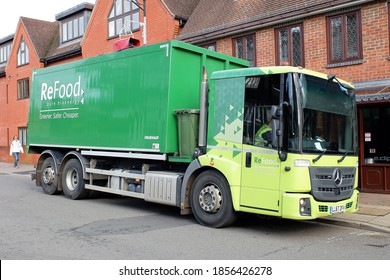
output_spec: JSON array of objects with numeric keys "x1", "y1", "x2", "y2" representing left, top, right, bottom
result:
[{"x1": 299, "y1": 197, "x2": 311, "y2": 216}]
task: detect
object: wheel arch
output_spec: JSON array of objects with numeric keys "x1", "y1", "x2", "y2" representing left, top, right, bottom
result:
[
  {"x1": 180, "y1": 159, "x2": 234, "y2": 215},
  {"x1": 59, "y1": 151, "x2": 90, "y2": 179},
  {"x1": 36, "y1": 150, "x2": 64, "y2": 187}
]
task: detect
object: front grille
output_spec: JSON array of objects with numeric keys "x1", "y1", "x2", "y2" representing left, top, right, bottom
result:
[
  {"x1": 318, "y1": 185, "x2": 354, "y2": 192},
  {"x1": 310, "y1": 167, "x2": 356, "y2": 202}
]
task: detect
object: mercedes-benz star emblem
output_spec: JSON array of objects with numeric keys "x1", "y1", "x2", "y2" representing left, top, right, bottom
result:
[{"x1": 333, "y1": 168, "x2": 342, "y2": 187}]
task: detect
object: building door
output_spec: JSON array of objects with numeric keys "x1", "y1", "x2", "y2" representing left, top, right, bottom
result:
[{"x1": 359, "y1": 104, "x2": 390, "y2": 194}]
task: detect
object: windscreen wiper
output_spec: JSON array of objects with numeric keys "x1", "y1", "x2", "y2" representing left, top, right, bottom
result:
[
  {"x1": 326, "y1": 74, "x2": 350, "y2": 96},
  {"x1": 322, "y1": 74, "x2": 334, "y2": 90},
  {"x1": 312, "y1": 149, "x2": 327, "y2": 163},
  {"x1": 337, "y1": 151, "x2": 349, "y2": 163}
]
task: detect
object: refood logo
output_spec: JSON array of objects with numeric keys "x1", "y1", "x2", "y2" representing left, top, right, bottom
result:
[
  {"x1": 254, "y1": 157, "x2": 278, "y2": 166},
  {"x1": 38, "y1": 76, "x2": 84, "y2": 120},
  {"x1": 41, "y1": 76, "x2": 84, "y2": 102}
]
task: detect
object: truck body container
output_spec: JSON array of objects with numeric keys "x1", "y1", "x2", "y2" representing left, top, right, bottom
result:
[{"x1": 28, "y1": 40, "x2": 248, "y2": 160}]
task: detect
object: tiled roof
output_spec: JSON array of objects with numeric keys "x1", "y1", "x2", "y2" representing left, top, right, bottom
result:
[
  {"x1": 162, "y1": 0, "x2": 200, "y2": 20},
  {"x1": 55, "y1": 2, "x2": 94, "y2": 20},
  {"x1": 0, "y1": 34, "x2": 14, "y2": 44},
  {"x1": 354, "y1": 78, "x2": 390, "y2": 103},
  {"x1": 356, "y1": 93, "x2": 390, "y2": 103},
  {"x1": 178, "y1": 0, "x2": 374, "y2": 42},
  {"x1": 43, "y1": 27, "x2": 82, "y2": 62},
  {"x1": 21, "y1": 16, "x2": 82, "y2": 63},
  {"x1": 21, "y1": 17, "x2": 59, "y2": 59}
]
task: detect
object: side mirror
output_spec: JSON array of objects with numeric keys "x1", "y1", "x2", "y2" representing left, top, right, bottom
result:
[
  {"x1": 271, "y1": 105, "x2": 287, "y2": 162},
  {"x1": 271, "y1": 118, "x2": 279, "y2": 148},
  {"x1": 271, "y1": 105, "x2": 282, "y2": 149}
]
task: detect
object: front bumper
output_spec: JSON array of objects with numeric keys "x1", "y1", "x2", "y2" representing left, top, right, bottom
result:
[{"x1": 281, "y1": 189, "x2": 359, "y2": 220}]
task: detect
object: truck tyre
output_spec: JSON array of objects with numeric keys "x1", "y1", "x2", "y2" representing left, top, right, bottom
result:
[
  {"x1": 41, "y1": 157, "x2": 59, "y2": 195},
  {"x1": 190, "y1": 170, "x2": 236, "y2": 228},
  {"x1": 62, "y1": 159, "x2": 90, "y2": 200}
]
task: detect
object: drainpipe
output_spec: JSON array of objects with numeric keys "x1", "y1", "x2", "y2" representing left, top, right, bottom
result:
[
  {"x1": 129, "y1": 0, "x2": 147, "y2": 45},
  {"x1": 142, "y1": 0, "x2": 147, "y2": 45}
]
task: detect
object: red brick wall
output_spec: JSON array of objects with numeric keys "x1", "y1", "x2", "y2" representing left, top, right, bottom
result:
[
  {"x1": 82, "y1": 0, "x2": 114, "y2": 57},
  {"x1": 0, "y1": 22, "x2": 43, "y2": 164},
  {"x1": 215, "y1": 38, "x2": 232, "y2": 56},
  {"x1": 47, "y1": 54, "x2": 83, "y2": 67},
  {"x1": 215, "y1": 1, "x2": 389, "y2": 84},
  {"x1": 304, "y1": 15, "x2": 328, "y2": 72},
  {"x1": 256, "y1": 29, "x2": 275, "y2": 67},
  {"x1": 358, "y1": 0, "x2": 390, "y2": 81},
  {"x1": 0, "y1": 75, "x2": 10, "y2": 162},
  {"x1": 146, "y1": 0, "x2": 181, "y2": 43},
  {"x1": 304, "y1": 0, "x2": 390, "y2": 83},
  {"x1": 83, "y1": 0, "x2": 180, "y2": 58}
]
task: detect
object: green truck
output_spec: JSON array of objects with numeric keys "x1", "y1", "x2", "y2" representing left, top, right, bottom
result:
[{"x1": 28, "y1": 40, "x2": 359, "y2": 227}]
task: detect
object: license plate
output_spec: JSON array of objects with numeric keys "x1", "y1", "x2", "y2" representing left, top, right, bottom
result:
[{"x1": 330, "y1": 205, "x2": 345, "y2": 214}]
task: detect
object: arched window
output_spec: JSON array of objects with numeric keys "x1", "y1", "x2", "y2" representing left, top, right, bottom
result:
[
  {"x1": 17, "y1": 37, "x2": 29, "y2": 66},
  {"x1": 108, "y1": 0, "x2": 140, "y2": 38}
]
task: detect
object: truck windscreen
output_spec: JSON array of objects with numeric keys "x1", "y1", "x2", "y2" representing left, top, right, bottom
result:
[{"x1": 298, "y1": 74, "x2": 357, "y2": 155}]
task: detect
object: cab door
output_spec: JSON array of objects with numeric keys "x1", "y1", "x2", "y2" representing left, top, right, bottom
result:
[
  {"x1": 239, "y1": 73, "x2": 285, "y2": 213},
  {"x1": 240, "y1": 146, "x2": 281, "y2": 212}
]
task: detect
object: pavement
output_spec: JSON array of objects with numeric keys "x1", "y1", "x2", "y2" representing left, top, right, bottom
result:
[{"x1": 1, "y1": 162, "x2": 390, "y2": 234}]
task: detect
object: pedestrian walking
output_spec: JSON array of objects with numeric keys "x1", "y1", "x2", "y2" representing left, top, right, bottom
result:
[{"x1": 10, "y1": 136, "x2": 24, "y2": 168}]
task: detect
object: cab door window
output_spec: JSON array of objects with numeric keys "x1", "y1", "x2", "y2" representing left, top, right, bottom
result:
[{"x1": 243, "y1": 74, "x2": 280, "y2": 148}]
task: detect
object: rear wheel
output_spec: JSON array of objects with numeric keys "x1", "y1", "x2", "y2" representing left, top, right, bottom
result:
[
  {"x1": 41, "y1": 157, "x2": 60, "y2": 195},
  {"x1": 190, "y1": 170, "x2": 236, "y2": 228},
  {"x1": 62, "y1": 159, "x2": 90, "y2": 200}
]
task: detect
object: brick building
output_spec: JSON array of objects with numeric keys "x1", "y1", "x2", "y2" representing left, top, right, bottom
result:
[
  {"x1": 82, "y1": 0, "x2": 199, "y2": 58},
  {"x1": 0, "y1": 0, "x2": 198, "y2": 164},
  {"x1": 0, "y1": 34, "x2": 14, "y2": 161},
  {"x1": 0, "y1": 3, "x2": 93, "y2": 163},
  {"x1": 178, "y1": 0, "x2": 390, "y2": 193}
]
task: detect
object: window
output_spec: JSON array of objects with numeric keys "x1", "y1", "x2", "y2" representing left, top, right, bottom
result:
[
  {"x1": 327, "y1": 11, "x2": 362, "y2": 66},
  {"x1": 17, "y1": 78, "x2": 29, "y2": 100},
  {"x1": 0, "y1": 42, "x2": 12, "y2": 64},
  {"x1": 233, "y1": 35, "x2": 256, "y2": 66},
  {"x1": 17, "y1": 38, "x2": 29, "y2": 66},
  {"x1": 243, "y1": 74, "x2": 284, "y2": 147},
  {"x1": 61, "y1": 15, "x2": 85, "y2": 43},
  {"x1": 276, "y1": 24, "x2": 304, "y2": 66},
  {"x1": 201, "y1": 43, "x2": 216, "y2": 51},
  {"x1": 108, "y1": 0, "x2": 140, "y2": 38},
  {"x1": 18, "y1": 127, "x2": 27, "y2": 146}
]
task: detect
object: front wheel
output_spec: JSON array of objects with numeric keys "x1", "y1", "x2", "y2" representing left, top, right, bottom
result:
[
  {"x1": 61, "y1": 159, "x2": 90, "y2": 200},
  {"x1": 190, "y1": 170, "x2": 236, "y2": 228}
]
